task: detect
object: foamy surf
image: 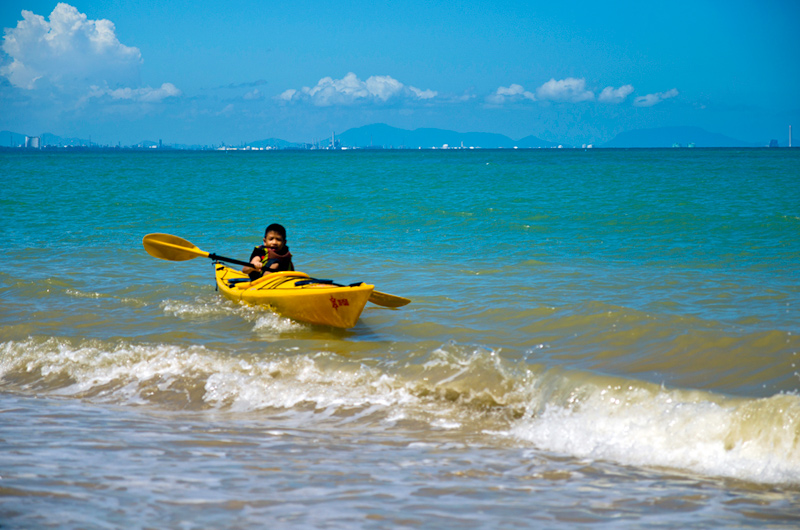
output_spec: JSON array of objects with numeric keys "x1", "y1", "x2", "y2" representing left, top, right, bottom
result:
[
  {"x1": 508, "y1": 370, "x2": 800, "y2": 485},
  {"x1": 161, "y1": 295, "x2": 251, "y2": 320},
  {"x1": 161, "y1": 294, "x2": 308, "y2": 332},
  {"x1": 2, "y1": 336, "x2": 798, "y2": 485},
  {"x1": 0, "y1": 337, "x2": 404, "y2": 412}
]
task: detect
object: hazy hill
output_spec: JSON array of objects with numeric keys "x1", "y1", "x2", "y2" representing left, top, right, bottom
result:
[
  {"x1": 1, "y1": 131, "x2": 33, "y2": 147},
  {"x1": 3, "y1": 125, "x2": 763, "y2": 150},
  {"x1": 516, "y1": 134, "x2": 561, "y2": 148},
  {"x1": 1, "y1": 131, "x2": 104, "y2": 147},
  {"x1": 248, "y1": 138, "x2": 303, "y2": 149},
  {"x1": 602, "y1": 126, "x2": 754, "y2": 148},
  {"x1": 336, "y1": 123, "x2": 557, "y2": 149}
]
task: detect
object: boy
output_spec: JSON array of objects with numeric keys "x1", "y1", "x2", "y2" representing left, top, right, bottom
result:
[{"x1": 242, "y1": 223, "x2": 295, "y2": 280}]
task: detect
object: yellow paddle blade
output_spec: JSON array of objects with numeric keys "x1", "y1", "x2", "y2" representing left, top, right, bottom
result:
[
  {"x1": 142, "y1": 233, "x2": 210, "y2": 262},
  {"x1": 369, "y1": 290, "x2": 411, "y2": 308}
]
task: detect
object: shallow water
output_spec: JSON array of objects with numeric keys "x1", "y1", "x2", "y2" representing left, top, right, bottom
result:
[{"x1": 1, "y1": 148, "x2": 799, "y2": 528}]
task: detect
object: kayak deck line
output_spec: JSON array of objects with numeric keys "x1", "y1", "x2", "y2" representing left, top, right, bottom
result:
[{"x1": 221, "y1": 267, "x2": 361, "y2": 291}]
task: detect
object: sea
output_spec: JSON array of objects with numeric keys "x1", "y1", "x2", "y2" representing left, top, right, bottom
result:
[{"x1": 1, "y1": 147, "x2": 799, "y2": 528}]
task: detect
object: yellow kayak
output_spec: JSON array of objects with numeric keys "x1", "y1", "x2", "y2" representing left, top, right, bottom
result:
[{"x1": 214, "y1": 265, "x2": 374, "y2": 329}]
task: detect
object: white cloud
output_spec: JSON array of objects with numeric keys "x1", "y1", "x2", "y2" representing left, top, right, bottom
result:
[
  {"x1": 486, "y1": 84, "x2": 536, "y2": 104},
  {"x1": 488, "y1": 78, "x2": 597, "y2": 104},
  {"x1": 279, "y1": 88, "x2": 298, "y2": 101},
  {"x1": 408, "y1": 86, "x2": 437, "y2": 100},
  {"x1": 87, "y1": 83, "x2": 181, "y2": 103},
  {"x1": 536, "y1": 78, "x2": 595, "y2": 103},
  {"x1": 1, "y1": 3, "x2": 143, "y2": 91},
  {"x1": 598, "y1": 84, "x2": 634, "y2": 104},
  {"x1": 278, "y1": 72, "x2": 437, "y2": 106},
  {"x1": 633, "y1": 88, "x2": 679, "y2": 107},
  {"x1": 218, "y1": 104, "x2": 235, "y2": 116},
  {"x1": 452, "y1": 92, "x2": 476, "y2": 103}
]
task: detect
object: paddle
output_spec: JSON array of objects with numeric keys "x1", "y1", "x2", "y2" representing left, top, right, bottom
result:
[
  {"x1": 142, "y1": 233, "x2": 411, "y2": 308},
  {"x1": 143, "y1": 233, "x2": 252, "y2": 267}
]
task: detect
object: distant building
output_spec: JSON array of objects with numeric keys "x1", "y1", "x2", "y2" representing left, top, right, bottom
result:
[
  {"x1": 769, "y1": 139, "x2": 779, "y2": 148},
  {"x1": 25, "y1": 136, "x2": 40, "y2": 149}
]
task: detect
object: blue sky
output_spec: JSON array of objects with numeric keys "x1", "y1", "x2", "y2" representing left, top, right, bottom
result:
[{"x1": 1, "y1": 1, "x2": 798, "y2": 146}]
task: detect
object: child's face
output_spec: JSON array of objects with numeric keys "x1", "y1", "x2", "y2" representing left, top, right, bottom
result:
[{"x1": 263, "y1": 231, "x2": 285, "y2": 250}]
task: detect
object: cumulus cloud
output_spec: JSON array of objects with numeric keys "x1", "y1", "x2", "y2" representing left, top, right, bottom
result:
[
  {"x1": 535, "y1": 77, "x2": 595, "y2": 103},
  {"x1": 486, "y1": 84, "x2": 536, "y2": 104},
  {"x1": 1, "y1": 3, "x2": 143, "y2": 91},
  {"x1": 598, "y1": 84, "x2": 634, "y2": 104},
  {"x1": 278, "y1": 72, "x2": 437, "y2": 106},
  {"x1": 217, "y1": 104, "x2": 235, "y2": 116},
  {"x1": 243, "y1": 88, "x2": 263, "y2": 100},
  {"x1": 487, "y1": 79, "x2": 677, "y2": 108},
  {"x1": 488, "y1": 78, "x2": 600, "y2": 105},
  {"x1": 633, "y1": 88, "x2": 679, "y2": 107},
  {"x1": 87, "y1": 82, "x2": 181, "y2": 103}
]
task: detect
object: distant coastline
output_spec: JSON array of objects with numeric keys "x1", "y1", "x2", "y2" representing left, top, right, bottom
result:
[
  {"x1": 1, "y1": 123, "x2": 788, "y2": 151},
  {"x1": 3, "y1": 146, "x2": 794, "y2": 154}
]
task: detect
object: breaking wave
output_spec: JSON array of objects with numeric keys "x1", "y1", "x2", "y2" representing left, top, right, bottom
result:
[{"x1": 1, "y1": 336, "x2": 798, "y2": 486}]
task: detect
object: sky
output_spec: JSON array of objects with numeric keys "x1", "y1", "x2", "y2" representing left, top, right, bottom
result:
[{"x1": 1, "y1": 0, "x2": 798, "y2": 146}]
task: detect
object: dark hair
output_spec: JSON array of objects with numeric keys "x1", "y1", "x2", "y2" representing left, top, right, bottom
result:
[{"x1": 264, "y1": 223, "x2": 287, "y2": 239}]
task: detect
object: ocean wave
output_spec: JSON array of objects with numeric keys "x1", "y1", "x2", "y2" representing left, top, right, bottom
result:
[
  {"x1": 1, "y1": 336, "x2": 798, "y2": 485},
  {"x1": 508, "y1": 367, "x2": 800, "y2": 485}
]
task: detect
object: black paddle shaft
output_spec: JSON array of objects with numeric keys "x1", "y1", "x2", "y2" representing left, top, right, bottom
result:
[{"x1": 208, "y1": 253, "x2": 254, "y2": 269}]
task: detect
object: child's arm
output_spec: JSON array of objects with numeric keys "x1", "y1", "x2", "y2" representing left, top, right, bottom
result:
[{"x1": 242, "y1": 253, "x2": 263, "y2": 275}]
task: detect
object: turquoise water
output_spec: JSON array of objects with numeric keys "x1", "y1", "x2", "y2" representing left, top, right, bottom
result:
[{"x1": 1, "y1": 149, "x2": 799, "y2": 527}]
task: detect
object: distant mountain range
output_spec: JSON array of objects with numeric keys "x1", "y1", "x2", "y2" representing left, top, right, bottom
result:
[
  {"x1": 335, "y1": 123, "x2": 558, "y2": 149},
  {"x1": 601, "y1": 126, "x2": 757, "y2": 148},
  {"x1": 248, "y1": 137, "x2": 305, "y2": 149},
  {"x1": 336, "y1": 124, "x2": 761, "y2": 148},
  {"x1": 1, "y1": 131, "x2": 96, "y2": 147},
  {"x1": 1, "y1": 125, "x2": 763, "y2": 150},
  {"x1": 0, "y1": 131, "x2": 162, "y2": 149}
]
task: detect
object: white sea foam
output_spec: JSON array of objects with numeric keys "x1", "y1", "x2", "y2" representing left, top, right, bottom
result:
[
  {"x1": 161, "y1": 296, "x2": 307, "y2": 333},
  {"x1": 65, "y1": 289, "x2": 103, "y2": 299},
  {"x1": 252, "y1": 312, "x2": 308, "y2": 334},
  {"x1": 0, "y1": 337, "x2": 410, "y2": 414},
  {"x1": 509, "y1": 377, "x2": 800, "y2": 485},
  {"x1": 160, "y1": 296, "x2": 242, "y2": 319},
  {"x1": 202, "y1": 353, "x2": 409, "y2": 412},
  {"x1": 3, "y1": 337, "x2": 799, "y2": 485}
]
